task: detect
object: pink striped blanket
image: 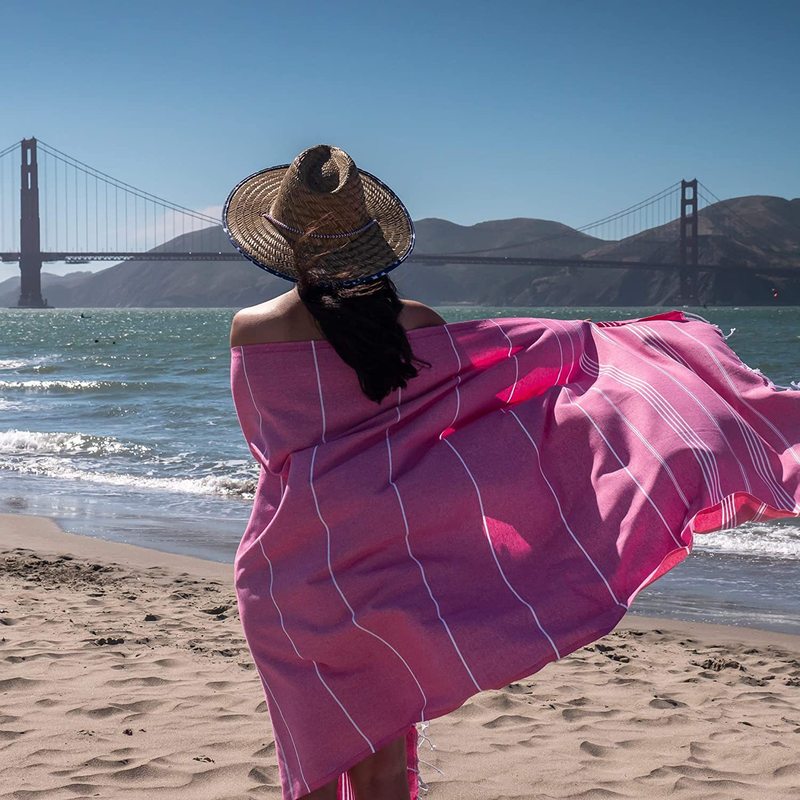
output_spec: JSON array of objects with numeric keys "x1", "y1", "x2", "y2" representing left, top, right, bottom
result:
[{"x1": 230, "y1": 310, "x2": 800, "y2": 800}]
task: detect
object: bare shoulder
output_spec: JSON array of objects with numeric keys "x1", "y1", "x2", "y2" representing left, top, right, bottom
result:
[
  {"x1": 398, "y1": 299, "x2": 447, "y2": 331},
  {"x1": 230, "y1": 292, "x2": 297, "y2": 347}
]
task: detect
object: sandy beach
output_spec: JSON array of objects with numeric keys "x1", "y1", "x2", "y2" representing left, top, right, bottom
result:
[{"x1": 1, "y1": 513, "x2": 799, "y2": 800}]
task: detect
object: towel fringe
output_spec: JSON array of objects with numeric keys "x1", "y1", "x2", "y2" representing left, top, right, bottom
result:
[
  {"x1": 741, "y1": 364, "x2": 800, "y2": 392},
  {"x1": 417, "y1": 720, "x2": 437, "y2": 752},
  {"x1": 681, "y1": 313, "x2": 798, "y2": 390},
  {"x1": 679, "y1": 311, "x2": 736, "y2": 342},
  {"x1": 413, "y1": 721, "x2": 442, "y2": 794},
  {"x1": 681, "y1": 310, "x2": 714, "y2": 324}
]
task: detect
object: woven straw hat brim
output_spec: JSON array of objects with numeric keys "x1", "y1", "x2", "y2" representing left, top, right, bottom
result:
[{"x1": 223, "y1": 164, "x2": 415, "y2": 285}]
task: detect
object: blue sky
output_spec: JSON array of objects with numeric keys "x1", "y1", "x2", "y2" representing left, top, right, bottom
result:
[{"x1": 1, "y1": 0, "x2": 798, "y2": 256}]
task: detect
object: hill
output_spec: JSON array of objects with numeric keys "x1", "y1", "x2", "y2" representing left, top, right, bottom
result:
[{"x1": 1, "y1": 196, "x2": 798, "y2": 307}]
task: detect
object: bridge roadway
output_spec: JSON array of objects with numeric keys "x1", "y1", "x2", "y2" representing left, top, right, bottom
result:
[{"x1": 0, "y1": 252, "x2": 797, "y2": 277}]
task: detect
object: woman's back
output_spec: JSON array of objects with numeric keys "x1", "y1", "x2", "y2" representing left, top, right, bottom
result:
[
  {"x1": 223, "y1": 142, "x2": 800, "y2": 800},
  {"x1": 230, "y1": 288, "x2": 446, "y2": 348},
  {"x1": 230, "y1": 306, "x2": 800, "y2": 800}
]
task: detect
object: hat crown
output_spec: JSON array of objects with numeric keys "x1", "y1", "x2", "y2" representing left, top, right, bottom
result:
[
  {"x1": 296, "y1": 145, "x2": 354, "y2": 193},
  {"x1": 269, "y1": 145, "x2": 370, "y2": 237},
  {"x1": 223, "y1": 142, "x2": 414, "y2": 285}
]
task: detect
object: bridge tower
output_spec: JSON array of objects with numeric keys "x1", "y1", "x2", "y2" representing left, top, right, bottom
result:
[
  {"x1": 18, "y1": 137, "x2": 48, "y2": 308},
  {"x1": 679, "y1": 178, "x2": 699, "y2": 303}
]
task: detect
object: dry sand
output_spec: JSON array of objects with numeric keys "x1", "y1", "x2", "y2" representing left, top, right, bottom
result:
[{"x1": 1, "y1": 513, "x2": 799, "y2": 799}]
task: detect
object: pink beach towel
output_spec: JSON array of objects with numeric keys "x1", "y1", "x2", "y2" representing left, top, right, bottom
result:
[{"x1": 230, "y1": 310, "x2": 800, "y2": 800}]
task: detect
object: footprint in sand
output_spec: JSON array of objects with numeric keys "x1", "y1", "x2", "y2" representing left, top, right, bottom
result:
[
  {"x1": 739, "y1": 675, "x2": 768, "y2": 686},
  {"x1": 565, "y1": 696, "x2": 592, "y2": 707},
  {"x1": 482, "y1": 714, "x2": 535, "y2": 730},
  {"x1": 249, "y1": 765, "x2": 279, "y2": 783},
  {"x1": 252, "y1": 742, "x2": 277, "y2": 759},
  {"x1": 701, "y1": 656, "x2": 745, "y2": 671},
  {"x1": 152, "y1": 657, "x2": 183, "y2": 668},
  {"x1": 649, "y1": 696, "x2": 688, "y2": 709},
  {"x1": 106, "y1": 676, "x2": 174, "y2": 687},
  {"x1": 0, "y1": 677, "x2": 43, "y2": 691},
  {"x1": 91, "y1": 636, "x2": 125, "y2": 646},
  {"x1": 66, "y1": 705, "x2": 127, "y2": 719},
  {"x1": 201, "y1": 604, "x2": 230, "y2": 616},
  {"x1": 578, "y1": 740, "x2": 616, "y2": 758},
  {"x1": 561, "y1": 707, "x2": 619, "y2": 722}
]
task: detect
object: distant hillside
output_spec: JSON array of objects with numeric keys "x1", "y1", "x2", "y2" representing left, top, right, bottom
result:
[
  {"x1": 392, "y1": 217, "x2": 606, "y2": 306},
  {"x1": 399, "y1": 197, "x2": 800, "y2": 306},
  {"x1": 0, "y1": 270, "x2": 93, "y2": 308},
  {"x1": 574, "y1": 195, "x2": 800, "y2": 306},
  {"x1": 0, "y1": 228, "x2": 287, "y2": 309},
  {"x1": 1, "y1": 196, "x2": 798, "y2": 307}
]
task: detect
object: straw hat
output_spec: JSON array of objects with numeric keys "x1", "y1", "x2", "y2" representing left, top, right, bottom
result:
[{"x1": 223, "y1": 144, "x2": 415, "y2": 286}]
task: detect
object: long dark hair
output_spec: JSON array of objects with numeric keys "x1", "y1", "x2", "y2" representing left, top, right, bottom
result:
[{"x1": 293, "y1": 226, "x2": 430, "y2": 403}]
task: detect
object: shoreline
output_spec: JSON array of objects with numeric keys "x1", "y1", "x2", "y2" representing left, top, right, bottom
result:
[
  {"x1": 0, "y1": 512, "x2": 234, "y2": 581},
  {"x1": 3, "y1": 512, "x2": 799, "y2": 649},
  {"x1": 5, "y1": 503, "x2": 800, "y2": 636},
  {"x1": 3, "y1": 512, "x2": 800, "y2": 798}
]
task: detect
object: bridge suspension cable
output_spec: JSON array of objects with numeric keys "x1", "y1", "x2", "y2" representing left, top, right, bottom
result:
[
  {"x1": 444, "y1": 181, "x2": 690, "y2": 256},
  {"x1": 1, "y1": 137, "x2": 786, "y2": 281},
  {"x1": 37, "y1": 141, "x2": 219, "y2": 225},
  {"x1": 0, "y1": 141, "x2": 21, "y2": 160},
  {"x1": 0, "y1": 143, "x2": 21, "y2": 253},
  {"x1": 697, "y1": 181, "x2": 787, "y2": 255},
  {"x1": 28, "y1": 139, "x2": 221, "y2": 258}
]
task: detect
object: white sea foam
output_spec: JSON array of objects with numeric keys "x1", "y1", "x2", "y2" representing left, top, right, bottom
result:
[
  {"x1": 0, "y1": 430, "x2": 255, "y2": 498},
  {"x1": 0, "y1": 429, "x2": 141, "y2": 456},
  {"x1": 0, "y1": 354, "x2": 60, "y2": 372},
  {"x1": 0, "y1": 447, "x2": 256, "y2": 499},
  {"x1": 39, "y1": 464, "x2": 255, "y2": 498},
  {"x1": 0, "y1": 359, "x2": 28, "y2": 370},
  {"x1": 0, "y1": 379, "x2": 129, "y2": 392},
  {"x1": 695, "y1": 522, "x2": 800, "y2": 560}
]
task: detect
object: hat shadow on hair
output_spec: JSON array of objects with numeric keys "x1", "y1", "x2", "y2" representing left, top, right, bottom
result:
[{"x1": 292, "y1": 219, "x2": 403, "y2": 286}]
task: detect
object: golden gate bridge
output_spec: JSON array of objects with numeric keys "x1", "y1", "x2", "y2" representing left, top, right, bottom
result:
[{"x1": 0, "y1": 137, "x2": 794, "y2": 308}]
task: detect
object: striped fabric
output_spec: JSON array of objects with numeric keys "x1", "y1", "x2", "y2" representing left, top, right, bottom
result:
[{"x1": 230, "y1": 310, "x2": 799, "y2": 800}]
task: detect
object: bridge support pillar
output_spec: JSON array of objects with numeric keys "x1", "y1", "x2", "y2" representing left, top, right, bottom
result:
[
  {"x1": 679, "y1": 178, "x2": 699, "y2": 304},
  {"x1": 18, "y1": 138, "x2": 48, "y2": 308}
]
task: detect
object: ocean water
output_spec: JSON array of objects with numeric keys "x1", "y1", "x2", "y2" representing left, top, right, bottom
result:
[{"x1": 1, "y1": 305, "x2": 798, "y2": 633}]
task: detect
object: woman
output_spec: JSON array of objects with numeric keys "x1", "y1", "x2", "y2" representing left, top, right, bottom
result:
[{"x1": 225, "y1": 145, "x2": 800, "y2": 800}]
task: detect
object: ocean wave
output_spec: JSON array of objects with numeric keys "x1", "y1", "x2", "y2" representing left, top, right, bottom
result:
[
  {"x1": 0, "y1": 354, "x2": 61, "y2": 372},
  {"x1": 0, "y1": 429, "x2": 147, "y2": 457},
  {"x1": 696, "y1": 522, "x2": 800, "y2": 560},
  {"x1": 0, "y1": 454, "x2": 256, "y2": 499},
  {"x1": 31, "y1": 364, "x2": 63, "y2": 375},
  {"x1": 0, "y1": 359, "x2": 29, "y2": 370},
  {"x1": 0, "y1": 379, "x2": 132, "y2": 392}
]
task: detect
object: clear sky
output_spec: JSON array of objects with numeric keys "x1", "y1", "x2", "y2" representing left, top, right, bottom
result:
[{"x1": 1, "y1": 0, "x2": 798, "y2": 242}]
